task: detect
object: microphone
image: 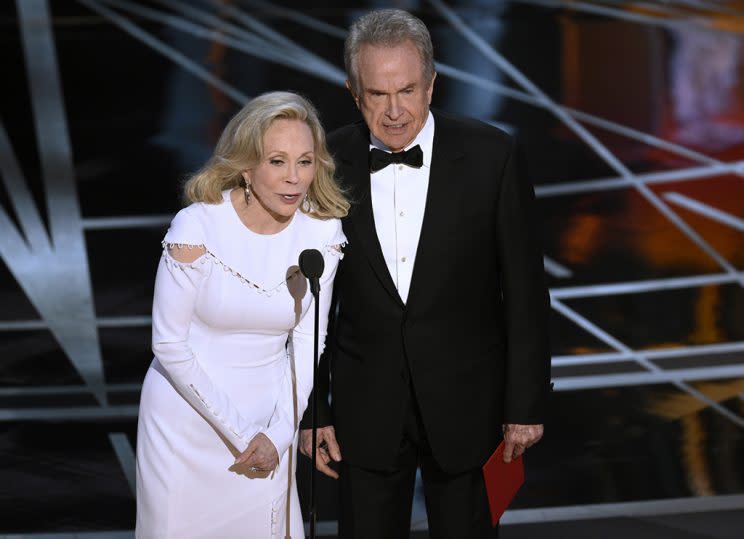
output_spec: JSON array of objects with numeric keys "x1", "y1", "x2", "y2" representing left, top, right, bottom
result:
[
  {"x1": 298, "y1": 248, "x2": 325, "y2": 539},
  {"x1": 299, "y1": 249, "x2": 324, "y2": 297}
]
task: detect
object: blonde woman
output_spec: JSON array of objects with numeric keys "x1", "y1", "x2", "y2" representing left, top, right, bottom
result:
[{"x1": 135, "y1": 91, "x2": 348, "y2": 539}]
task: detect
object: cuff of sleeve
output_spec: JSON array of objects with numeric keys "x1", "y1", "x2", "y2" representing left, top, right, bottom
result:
[
  {"x1": 299, "y1": 399, "x2": 332, "y2": 430},
  {"x1": 263, "y1": 423, "x2": 294, "y2": 459},
  {"x1": 231, "y1": 425, "x2": 266, "y2": 454},
  {"x1": 185, "y1": 382, "x2": 264, "y2": 453}
]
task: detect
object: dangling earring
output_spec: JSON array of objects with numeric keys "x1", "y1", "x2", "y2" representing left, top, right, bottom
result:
[
  {"x1": 244, "y1": 182, "x2": 252, "y2": 205},
  {"x1": 301, "y1": 193, "x2": 312, "y2": 212}
]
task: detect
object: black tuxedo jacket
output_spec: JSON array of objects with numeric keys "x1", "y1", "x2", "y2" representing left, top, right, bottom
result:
[{"x1": 302, "y1": 110, "x2": 551, "y2": 474}]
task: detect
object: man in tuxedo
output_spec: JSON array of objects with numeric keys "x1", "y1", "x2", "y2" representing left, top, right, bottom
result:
[{"x1": 299, "y1": 8, "x2": 551, "y2": 539}]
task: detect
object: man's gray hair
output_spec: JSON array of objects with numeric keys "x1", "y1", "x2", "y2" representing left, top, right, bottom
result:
[{"x1": 344, "y1": 9, "x2": 435, "y2": 95}]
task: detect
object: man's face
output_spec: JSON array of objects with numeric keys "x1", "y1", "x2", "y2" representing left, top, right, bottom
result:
[{"x1": 351, "y1": 40, "x2": 435, "y2": 152}]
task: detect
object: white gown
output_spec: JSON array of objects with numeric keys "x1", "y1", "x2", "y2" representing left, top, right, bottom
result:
[{"x1": 135, "y1": 190, "x2": 345, "y2": 539}]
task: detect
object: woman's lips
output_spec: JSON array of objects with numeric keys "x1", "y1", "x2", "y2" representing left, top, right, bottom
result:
[{"x1": 278, "y1": 193, "x2": 301, "y2": 204}]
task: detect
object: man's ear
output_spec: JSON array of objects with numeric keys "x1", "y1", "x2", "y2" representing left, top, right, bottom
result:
[
  {"x1": 427, "y1": 72, "x2": 437, "y2": 105},
  {"x1": 346, "y1": 80, "x2": 361, "y2": 109}
]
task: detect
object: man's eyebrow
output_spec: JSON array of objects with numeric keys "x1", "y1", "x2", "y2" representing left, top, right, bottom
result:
[{"x1": 364, "y1": 82, "x2": 417, "y2": 94}]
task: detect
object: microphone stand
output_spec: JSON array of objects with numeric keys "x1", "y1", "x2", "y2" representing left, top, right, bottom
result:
[
  {"x1": 299, "y1": 248, "x2": 324, "y2": 539},
  {"x1": 309, "y1": 278, "x2": 320, "y2": 539}
]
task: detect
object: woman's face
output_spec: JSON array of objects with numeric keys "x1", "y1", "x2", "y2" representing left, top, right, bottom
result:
[{"x1": 242, "y1": 118, "x2": 315, "y2": 221}]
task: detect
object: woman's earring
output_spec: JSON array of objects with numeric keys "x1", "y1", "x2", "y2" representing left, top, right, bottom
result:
[
  {"x1": 244, "y1": 183, "x2": 252, "y2": 204},
  {"x1": 301, "y1": 193, "x2": 312, "y2": 212}
]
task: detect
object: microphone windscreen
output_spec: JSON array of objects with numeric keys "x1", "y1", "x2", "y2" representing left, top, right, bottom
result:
[{"x1": 299, "y1": 249, "x2": 325, "y2": 280}]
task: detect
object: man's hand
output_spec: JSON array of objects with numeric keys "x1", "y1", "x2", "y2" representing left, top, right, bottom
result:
[
  {"x1": 300, "y1": 426, "x2": 342, "y2": 479},
  {"x1": 234, "y1": 432, "x2": 279, "y2": 471},
  {"x1": 502, "y1": 423, "x2": 543, "y2": 463}
]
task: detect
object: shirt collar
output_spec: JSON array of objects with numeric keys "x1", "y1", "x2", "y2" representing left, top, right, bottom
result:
[{"x1": 369, "y1": 111, "x2": 434, "y2": 169}]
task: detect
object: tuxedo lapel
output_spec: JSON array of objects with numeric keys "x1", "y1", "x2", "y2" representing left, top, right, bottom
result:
[
  {"x1": 338, "y1": 125, "x2": 405, "y2": 309},
  {"x1": 406, "y1": 113, "x2": 465, "y2": 312}
]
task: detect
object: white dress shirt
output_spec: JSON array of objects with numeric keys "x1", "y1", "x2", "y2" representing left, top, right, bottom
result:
[{"x1": 370, "y1": 111, "x2": 434, "y2": 304}]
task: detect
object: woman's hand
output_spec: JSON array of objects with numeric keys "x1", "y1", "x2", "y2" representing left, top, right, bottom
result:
[{"x1": 234, "y1": 432, "x2": 279, "y2": 472}]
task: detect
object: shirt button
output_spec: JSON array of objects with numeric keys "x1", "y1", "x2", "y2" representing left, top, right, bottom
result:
[
  {"x1": 399, "y1": 211, "x2": 405, "y2": 217},
  {"x1": 401, "y1": 256, "x2": 407, "y2": 263},
  {"x1": 398, "y1": 165, "x2": 404, "y2": 171}
]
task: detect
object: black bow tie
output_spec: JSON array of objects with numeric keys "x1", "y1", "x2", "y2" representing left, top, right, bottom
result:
[{"x1": 369, "y1": 145, "x2": 424, "y2": 173}]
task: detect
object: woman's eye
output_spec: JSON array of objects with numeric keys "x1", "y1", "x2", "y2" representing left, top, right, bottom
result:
[
  {"x1": 269, "y1": 159, "x2": 284, "y2": 166},
  {"x1": 300, "y1": 159, "x2": 313, "y2": 166}
]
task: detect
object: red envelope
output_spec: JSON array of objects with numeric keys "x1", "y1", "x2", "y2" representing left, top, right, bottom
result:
[{"x1": 482, "y1": 441, "x2": 525, "y2": 526}]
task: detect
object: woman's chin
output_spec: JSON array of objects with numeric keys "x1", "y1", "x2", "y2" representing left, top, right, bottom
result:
[{"x1": 269, "y1": 206, "x2": 298, "y2": 221}]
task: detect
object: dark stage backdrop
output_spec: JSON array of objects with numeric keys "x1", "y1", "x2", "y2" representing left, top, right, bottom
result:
[{"x1": 1, "y1": 0, "x2": 743, "y2": 536}]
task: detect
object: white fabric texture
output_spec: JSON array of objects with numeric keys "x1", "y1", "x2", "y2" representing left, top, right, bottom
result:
[
  {"x1": 369, "y1": 111, "x2": 434, "y2": 303},
  {"x1": 136, "y1": 190, "x2": 345, "y2": 539}
]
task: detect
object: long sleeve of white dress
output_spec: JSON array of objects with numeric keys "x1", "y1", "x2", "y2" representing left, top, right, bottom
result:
[
  {"x1": 151, "y1": 208, "x2": 265, "y2": 453},
  {"x1": 263, "y1": 220, "x2": 346, "y2": 458}
]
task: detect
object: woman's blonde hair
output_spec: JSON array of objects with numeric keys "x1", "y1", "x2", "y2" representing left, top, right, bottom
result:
[{"x1": 184, "y1": 91, "x2": 349, "y2": 219}]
